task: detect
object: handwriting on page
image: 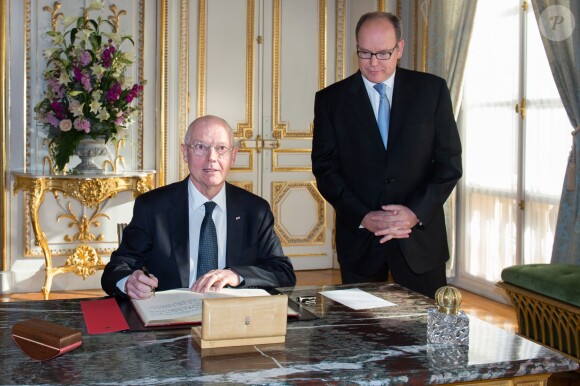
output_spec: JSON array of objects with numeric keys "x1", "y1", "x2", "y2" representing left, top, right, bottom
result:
[{"x1": 141, "y1": 298, "x2": 202, "y2": 318}]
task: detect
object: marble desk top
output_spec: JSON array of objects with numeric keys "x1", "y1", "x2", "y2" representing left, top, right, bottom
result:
[{"x1": 1, "y1": 283, "x2": 577, "y2": 385}]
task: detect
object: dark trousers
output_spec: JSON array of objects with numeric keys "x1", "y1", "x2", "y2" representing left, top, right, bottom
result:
[{"x1": 340, "y1": 242, "x2": 447, "y2": 299}]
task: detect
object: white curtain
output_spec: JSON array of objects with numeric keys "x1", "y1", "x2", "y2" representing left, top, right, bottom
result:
[{"x1": 531, "y1": 0, "x2": 580, "y2": 265}]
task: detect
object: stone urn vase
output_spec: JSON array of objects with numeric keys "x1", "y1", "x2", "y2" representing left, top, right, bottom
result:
[{"x1": 73, "y1": 136, "x2": 110, "y2": 174}]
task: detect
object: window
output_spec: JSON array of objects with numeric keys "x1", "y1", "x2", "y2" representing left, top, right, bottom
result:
[{"x1": 455, "y1": 0, "x2": 570, "y2": 299}]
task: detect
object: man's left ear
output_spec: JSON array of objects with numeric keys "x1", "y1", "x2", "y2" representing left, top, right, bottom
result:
[
  {"x1": 396, "y1": 39, "x2": 405, "y2": 58},
  {"x1": 181, "y1": 144, "x2": 189, "y2": 162},
  {"x1": 230, "y1": 147, "x2": 238, "y2": 163}
]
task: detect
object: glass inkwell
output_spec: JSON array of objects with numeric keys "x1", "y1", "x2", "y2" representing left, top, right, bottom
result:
[{"x1": 427, "y1": 286, "x2": 469, "y2": 345}]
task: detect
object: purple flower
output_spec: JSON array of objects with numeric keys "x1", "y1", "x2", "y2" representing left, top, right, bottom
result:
[
  {"x1": 73, "y1": 117, "x2": 91, "y2": 133},
  {"x1": 81, "y1": 75, "x2": 92, "y2": 92},
  {"x1": 46, "y1": 113, "x2": 60, "y2": 127},
  {"x1": 114, "y1": 113, "x2": 124, "y2": 125},
  {"x1": 105, "y1": 82, "x2": 122, "y2": 102},
  {"x1": 125, "y1": 84, "x2": 143, "y2": 103},
  {"x1": 74, "y1": 67, "x2": 92, "y2": 92},
  {"x1": 74, "y1": 67, "x2": 83, "y2": 83},
  {"x1": 50, "y1": 100, "x2": 67, "y2": 119},
  {"x1": 101, "y1": 44, "x2": 117, "y2": 68},
  {"x1": 79, "y1": 50, "x2": 91, "y2": 67},
  {"x1": 48, "y1": 79, "x2": 64, "y2": 98}
]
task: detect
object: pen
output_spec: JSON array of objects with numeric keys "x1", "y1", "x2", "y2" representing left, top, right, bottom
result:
[
  {"x1": 142, "y1": 266, "x2": 155, "y2": 296},
  {"x1": 296, "y1": 296, "x2": 316, "y2": 303}
]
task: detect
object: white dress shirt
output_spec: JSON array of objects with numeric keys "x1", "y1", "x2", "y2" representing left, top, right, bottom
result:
[
  {"x1": 187, "y1": 179, "x2": 227, "y2": 287},
  {"x1": 359, "y1": 70, "x2": 396, "y2": 229},
  {"x1": 362, "y1": 69, "x2": 395, "y2": 120}
]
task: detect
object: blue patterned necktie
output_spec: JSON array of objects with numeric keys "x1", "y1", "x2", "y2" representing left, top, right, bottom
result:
[
  {"x1": 196, "y1": 201, "x2": 218, "y2": 278},
  {"x1": 373, "y1": 82, "x2": 390, "y2": 149}
]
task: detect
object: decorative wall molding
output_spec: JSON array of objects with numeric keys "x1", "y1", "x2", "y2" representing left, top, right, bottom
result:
[
  {"x1": 335, "y1": 0, "x2": 345, "y2": 82},
  {"x1": 158, "y1": 0, "x2": 168, "y2": 186},
  {"x1": 272, "y1": 0, "x2": 325, "y2": 139},
  {"x1": 0, "y1": 0, "x2": 6, "y2": 271},
  {"x1": 272, "y1": 181, "x2": 325, "y2": 246}
]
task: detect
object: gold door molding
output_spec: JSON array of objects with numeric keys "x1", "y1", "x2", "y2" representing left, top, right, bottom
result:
[
  {"x1": 272, "y1": 181, "x2": 325, "y2": 246},
  {"x1": 272, "y1": 148, "x2": 312, "y2": 173},
  {"x1": 0, "y1": 0, "x2": 6, "y2": 271},
  {"x1": 272, "y1": 0, "x2": 326, "y2": 140},
  {"x1": 196, "y1": 0, "x2": 256, "y2": 176},
  {"x1": 229, "y1": 181, "x2": 253, "y2": 193},
  {"x1": 336, "y1": 0, "x2": 346, "y2": 82},
  {"x1": 197, "y1": 0, "x2": 255, "y2": 141},
  {"x1": 178, "y1": 0, "x2": 190, "y2": 180},
  {"x1": 158, "y1": 0, "x2": 168, "y2": 186}
]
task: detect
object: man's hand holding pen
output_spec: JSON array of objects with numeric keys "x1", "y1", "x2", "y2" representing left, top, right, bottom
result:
[{"x1": 125, "y1": 267, "x2": 158, "y2": 299}]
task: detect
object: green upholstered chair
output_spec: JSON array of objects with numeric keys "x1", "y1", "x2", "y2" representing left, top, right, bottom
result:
[{"x1": 498, "y1": 264, "x2": 580, "y2": 362}]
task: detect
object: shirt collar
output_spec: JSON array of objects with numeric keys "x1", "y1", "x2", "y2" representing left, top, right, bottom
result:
[
  {"x1": 187, "y1": 179, "x2": 227, "y2": 212},
  {"x1": 361, "y1": 68, "x2": 396, "y2": 90}
]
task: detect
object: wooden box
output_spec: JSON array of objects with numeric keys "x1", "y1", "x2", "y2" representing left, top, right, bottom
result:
[
  {"x1": 192, "y1": 295, "x2": 288, "y2": 349},
  {"x1": 12, "y1": 319, "x2": 83, "y2": 361}
]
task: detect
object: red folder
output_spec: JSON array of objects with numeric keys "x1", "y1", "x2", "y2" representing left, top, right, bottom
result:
[{"x1": 80, "y1": 298, "x2": 129, "y2": 334}]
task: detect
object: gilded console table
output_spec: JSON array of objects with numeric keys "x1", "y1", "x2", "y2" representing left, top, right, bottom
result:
[{"x1": 11, "y1": 171, "x2": 155, "y2": 300}]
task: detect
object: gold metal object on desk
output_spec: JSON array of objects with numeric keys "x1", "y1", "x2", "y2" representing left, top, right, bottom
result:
[
  {"x1": 435, "y1": 285, "x2": 462, "y2": 315},
  {"x1": 11, "y1": 171, "x2": 155, "y2": 300}
]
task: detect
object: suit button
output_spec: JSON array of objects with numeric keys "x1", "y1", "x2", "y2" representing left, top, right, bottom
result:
[{"x1": 385, "y1": 178, "x2": 396, "y2": 183}]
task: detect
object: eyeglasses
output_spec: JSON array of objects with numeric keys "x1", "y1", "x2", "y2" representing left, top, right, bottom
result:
[
  {"x1": 357, "y1": 42, "x2": 399, "y2": 60},
  {"x1": 184, "y1": 142, "x2": 233, "y2": 158}
]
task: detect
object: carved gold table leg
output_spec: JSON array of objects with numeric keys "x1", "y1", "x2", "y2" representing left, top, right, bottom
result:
[
  {"x1": 24, "y1": 186, "x2": 55, "y2": 300},
  {"x1": 42, "y1": 268, "x2": 54, "y2": 301}
]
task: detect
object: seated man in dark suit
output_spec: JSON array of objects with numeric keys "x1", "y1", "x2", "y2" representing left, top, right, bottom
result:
[{"x1": 102, "y1": 115, "x2": 296, "y2": 299}]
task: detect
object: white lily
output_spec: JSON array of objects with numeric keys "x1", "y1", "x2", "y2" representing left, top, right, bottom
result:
[
  {"x1": 103, "y1": 32, "x2": 122, "y2": 45},
  {"x1": 90, "y1": 63, "x2": 105, "y2": 77},
  {"x1": 85, "y1": 0, "x2": 104, "y2": 12},
  {"x1": 42, "y1": 48, "x2": 59, "y2": 60},
  {"x1": 89, "y1": 100, "x2": 101, "y2": 114},
  {"x1": 69, "y1": 100, "x2": 85, "y2": 117},
  {"x1": 61, "y1": 16, "x2": 79, "y2": 29},
  {"x1": 92, "y1": 90, "x2": 103, "y2": 101},
  {"x1": 50, "y1": 33, "x2": 64, "y2": 46},
  {"x1": 76, "y1": 29, "x2": 92, "y2": 45},
  {"x1": 58, "y1": 71, "x2": 70, "y2": 85},
  {"x1": 97, "y1": 107, "x2": 110, "y2": 121}
]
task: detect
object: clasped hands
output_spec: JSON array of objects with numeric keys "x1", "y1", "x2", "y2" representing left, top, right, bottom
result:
[
  {"x1": 125, "y1": 268, "x2": 241, "y2": 300},
  {"x1": 361, "y1": 204, "x2": 419, "y2": 243}
]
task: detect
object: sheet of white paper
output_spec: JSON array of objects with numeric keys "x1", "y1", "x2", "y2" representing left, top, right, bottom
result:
[{"x1": 319, "y1": 288, "x2": 397, "y2": 310}]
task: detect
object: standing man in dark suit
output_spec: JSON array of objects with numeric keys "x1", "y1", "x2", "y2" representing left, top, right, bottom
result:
[
  {"x1": 102, "y1": 115, "x2": 296, "y2": 299},
  {"x1": 311, "y1": 12, "x2": 462, "y2": 298}
]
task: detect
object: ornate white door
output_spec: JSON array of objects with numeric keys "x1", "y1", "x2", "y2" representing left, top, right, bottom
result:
[{"x1": 185, "y1": 0, "x2": 334, "y2": 270}]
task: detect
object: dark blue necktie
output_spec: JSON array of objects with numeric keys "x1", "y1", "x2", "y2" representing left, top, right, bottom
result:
[
  {"x1": 196, "y1": 201, "x2": 218, "y2": 278},
  {"x1": 373, "y1": 82, "x2": 390, "y2": 149}
]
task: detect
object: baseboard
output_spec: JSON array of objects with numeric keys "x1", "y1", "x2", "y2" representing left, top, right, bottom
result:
[{"x1": 0, "y1": 271, "x2": 13, "y2": 293}]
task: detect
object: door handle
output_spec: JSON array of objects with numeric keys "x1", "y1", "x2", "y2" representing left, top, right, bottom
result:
[{"x1": 239, "y1": 135, "x2": 280, "y2": 153}]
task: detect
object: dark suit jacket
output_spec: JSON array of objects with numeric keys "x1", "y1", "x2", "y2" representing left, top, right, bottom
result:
[
  {"x1": 311, "y1": 68, "x2": 462, "y2": 276},
  {"x1": 101, "y1": 178, "x2": 296, "y2": 296}
]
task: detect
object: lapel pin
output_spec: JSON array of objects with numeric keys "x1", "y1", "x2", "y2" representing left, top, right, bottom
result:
[{"x1": 236, "y1": 216, "x2": 241, "y2": 220}]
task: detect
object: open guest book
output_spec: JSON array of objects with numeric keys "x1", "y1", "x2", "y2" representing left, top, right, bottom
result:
[{"x1": 131, "y1": 288, "x2": 297, "y2": 327}]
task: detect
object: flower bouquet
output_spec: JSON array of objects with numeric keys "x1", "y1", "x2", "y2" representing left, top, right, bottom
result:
[{"x1": 34, "y1": 1, "x2": 144, "y2": 173}]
